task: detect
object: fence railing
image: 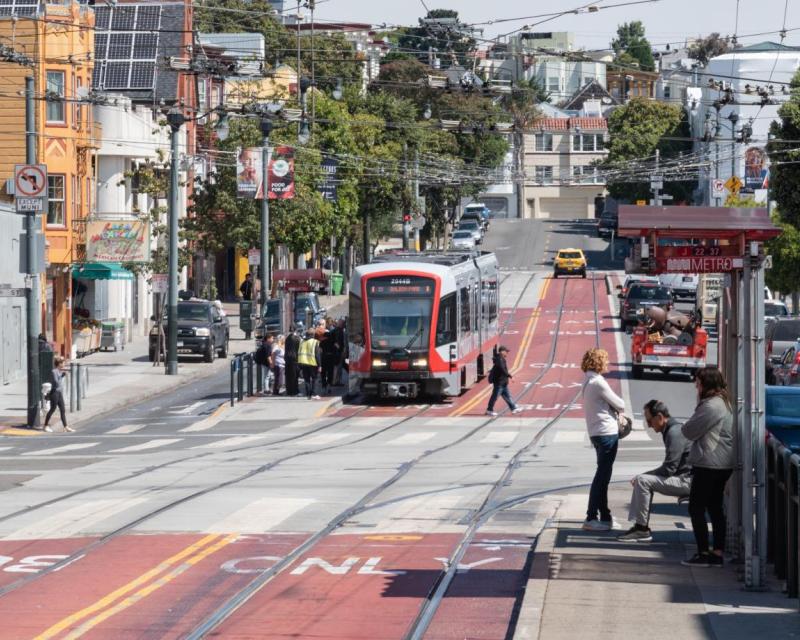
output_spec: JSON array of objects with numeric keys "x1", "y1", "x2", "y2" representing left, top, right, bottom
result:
[
  {"x1": 230, "y1": 351, "x2": 263, "y2": 406},
  {"x1": 39, "y1": 361, "x2": 91, "y2": 418},
  {"x1": 766, "y1": 435, "x2": 799, "y2": 606}
]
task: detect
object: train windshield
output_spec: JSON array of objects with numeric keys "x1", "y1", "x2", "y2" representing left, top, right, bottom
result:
[{"x1": 367, "y1": 276, "x2": 434, "y2": 350}]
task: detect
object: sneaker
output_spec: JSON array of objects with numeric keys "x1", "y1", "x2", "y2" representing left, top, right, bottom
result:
[
  {"x1": 43, "y1": 425, "x2": 53, "y2": 433},
  {"x1": 312, "y1": 395, "x2": 321, "y2": 400},
  {"x1": 511, "y1": 407, "x2": 523, "y2": 414},
  {"x1": 617, "y1": 525, "x2": 653, "y2": 542},
  {"x1": 681, "y1": 553, "x2": 712, "y2": 567},
  {"x1": 601, "y1": 518, "x2": 623, "y2": 531},
  {"x1": 485, "y1": 410, "x2": 498, "y2": 417},
  {"x1": 582, "y1": 519, "x2": 611, "y2": 532},
  {"x1": 63, "y1": 426, "x2": 75, "y2": 433},
  {"x1": 707, "y1": 553, "x2": 724, "y2": 567}
]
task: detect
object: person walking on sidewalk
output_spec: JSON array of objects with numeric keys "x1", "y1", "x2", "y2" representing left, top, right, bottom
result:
[
  {"x1": 681, "y1": 367, "x2": 735, "y2": 567},
  {"x1": 298, "y1": 328, "x2": 322, "y2": 400},
  {"x1": 284, "y1": 326, "x2": 301, "y2": 397},
  {"x1": 44, "y1": 355, "x2": 73, "y2": 433},
  {"x1": 581, "y1": 347, "x2": 626, "y2": 532},
  {"x1": 272, "y1": 334, "x2": 286, "y2": 395},
  {"x1": 485, "y1": 346, "x2": 522, "y2": 416},
  {"x1": 618, "y1": 399, "x2": 691, "y2": 542}
]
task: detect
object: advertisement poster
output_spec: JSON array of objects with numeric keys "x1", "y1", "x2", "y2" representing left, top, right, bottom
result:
[
  {"x1": 237, "y1": 147, "x2": 263, "y2": 199},
  {"x1": 265, "y1": 146, "x2": 295, "y2": 200},
  {"x1": 86, "y1": 220, "x2": 149, "y2": 263},
  {"x1": 743, "y1": 146, "x2": 769, "y2": 194},
  {"x1": 318, "y1": 157, "x2": 338, "y2": 202}
]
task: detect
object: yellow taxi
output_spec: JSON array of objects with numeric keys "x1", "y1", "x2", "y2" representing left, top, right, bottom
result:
[{"x1": 553, "y1": 248, "x2": 587, "y2": 278}]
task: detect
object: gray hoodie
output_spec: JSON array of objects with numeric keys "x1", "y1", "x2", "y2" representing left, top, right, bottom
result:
[{"x1": 681, "y1": 395, "x2": 735, "y2": 470}]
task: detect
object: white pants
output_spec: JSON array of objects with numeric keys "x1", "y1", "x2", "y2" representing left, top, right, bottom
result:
[{"x1": 628, "y1": 473, "x2": 691, "y2": 526}]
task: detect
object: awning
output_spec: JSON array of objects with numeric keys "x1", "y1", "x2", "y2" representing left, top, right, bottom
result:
[{"x1": 72, "y1": 262, "x2": 134, "y2": 281}]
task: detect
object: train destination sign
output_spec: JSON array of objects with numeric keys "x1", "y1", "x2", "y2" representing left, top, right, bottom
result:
[{"x1": 368, "y1": 277, "x2": 433, "y2": 296}]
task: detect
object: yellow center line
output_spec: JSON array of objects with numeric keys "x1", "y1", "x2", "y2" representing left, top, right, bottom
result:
[
  {"x1": 62, "y1": 534, "x2": 238, "y2": 640},
  {"x1": 34, "y1": 534, "x2": 224, "y2": 640}
]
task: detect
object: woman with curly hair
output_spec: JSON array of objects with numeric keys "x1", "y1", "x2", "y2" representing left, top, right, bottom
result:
[
  {"x1": 581, "y1": 347, "x2": 626, "y2": 531},
  {"x1": 681, "y1": 367, "x2": 734, "y2": 567}
]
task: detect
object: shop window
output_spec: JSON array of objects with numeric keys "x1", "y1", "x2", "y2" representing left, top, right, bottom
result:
[{"x1": 47, "y1": 175, "x2": 65, "y2": 226}]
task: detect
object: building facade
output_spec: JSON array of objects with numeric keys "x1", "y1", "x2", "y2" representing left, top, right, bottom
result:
[{"x1": 522, "y1": 116, "x2": 608, "y2": 219}]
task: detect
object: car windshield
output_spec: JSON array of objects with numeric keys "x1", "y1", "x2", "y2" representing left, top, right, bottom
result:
[
  {"x1": 773, "y1": 320, "x2": 800, "y2": 341},
  {"x1": 628, "y1": 285, "x2": 671, "y2": 299},
  {"x1": 177, "y1": 303, "x2": 210, "y2": 321},
  {"x1": 767, "y1": 392, "x2": 800, "y2": 419},
  {"x1": 559, "y1": 252, "x2": 582, "y2": 260},
  {"x1": 453, "y1": 231, "x2": 473, "y2": 238},
  {"x1": 264, "y1": 300, "x2": 280, "y2": 318},
  {"x1": 765, "y1": 303, "x2": 788, "y2": 317},
  {"x1": 294, "y1": 295, "x2": 319, "y2": 313},
  {"x1": 459, "y1": 221, "x2": 479, "y2": 230}
]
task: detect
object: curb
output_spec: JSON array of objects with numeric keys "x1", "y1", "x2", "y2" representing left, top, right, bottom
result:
[{"x1": 513, "y1": 522, "x2": 558, "y2": 640}]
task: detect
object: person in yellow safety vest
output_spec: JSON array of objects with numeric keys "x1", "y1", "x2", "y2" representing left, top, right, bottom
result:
[{"x1": 298, "y1": 329, "x2": 322, "y2": 400}]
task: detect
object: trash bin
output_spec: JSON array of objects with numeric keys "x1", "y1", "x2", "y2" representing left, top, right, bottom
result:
[
  {"x1": 330, "y1": 273, "x2": 344, "y2": 296},
  {"x1": 100, "y1": 319, "x2": 125, "y2": 351}
]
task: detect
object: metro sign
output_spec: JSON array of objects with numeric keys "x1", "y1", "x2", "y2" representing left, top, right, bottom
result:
[{"x1": 658, "y1": 256, "x2": 744, "y2": 273}]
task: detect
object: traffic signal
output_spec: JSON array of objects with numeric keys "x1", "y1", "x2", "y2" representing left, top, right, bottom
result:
[{"x1": 403, "y1": 214, "x2": 411, "y2": 223}]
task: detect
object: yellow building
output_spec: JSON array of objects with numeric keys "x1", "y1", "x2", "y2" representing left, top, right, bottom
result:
[{"x1": 0, "y1": 2, "x2": 97, "y2": 357}]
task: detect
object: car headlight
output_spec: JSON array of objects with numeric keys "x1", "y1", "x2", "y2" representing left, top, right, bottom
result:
[
  {"x1": 372, "y1": 358, "x2": 387, "y2": 368},
  {"x1": 195, "y1": 328, "x2": 211, "y2": 337}
]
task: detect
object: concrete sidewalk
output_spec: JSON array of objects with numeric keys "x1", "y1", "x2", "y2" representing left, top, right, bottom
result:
[
  {"x1": 514, "y1": 485, "x2": 799, "y2": 640},
  {"x1": 0, "y1": 302, "x2": 250, "y2": 433}
]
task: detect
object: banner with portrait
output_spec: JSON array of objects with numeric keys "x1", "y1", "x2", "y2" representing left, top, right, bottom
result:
[
  {"x1": 743, "y1": 146, "x2": 769, "y2": 194},
  {"x1": 236, "y1": 147, "x2": 263, "y2": 199}
]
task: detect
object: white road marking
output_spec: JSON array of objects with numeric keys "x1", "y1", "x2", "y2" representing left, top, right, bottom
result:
[
  {"x1": 193, "y1": 435, "x2": 270, "y2": 449},
  {"x1": 205, "y1": 497, "x2": 315, "y2": 534},
  {"x1": 296, "y1": 433, "x2": 352, "y2": 446},
  {"x1": 109, "y1": 438, "x2": 182, "y2": 453},
  {"x1": 0, "y1": 447, "x2": 13, "y2": 453},
  {"x1": 2, "y1": 497, "x2": 148, "y2": 540},
  {"x1": 108, "y1": 424, "x2": 148, "y2": 435},
  {"x1": 169, "y1": 401, "x2": 205, "y2": 415},
  {"x1": 22, "y1": 442, "x2": 99, "y2": 456},
  {"x1": 387, "y1": 432, "x2": 436, "y2": 446},
  {"x1": 481, "y1": 431, "x2": 518, "y2": 444},
  {"x1": 374, "y1": 495, "x2": 463, "y2": 533},
  {"x1": 552, "y1": 431, "x2": 586, "y2": 443}
]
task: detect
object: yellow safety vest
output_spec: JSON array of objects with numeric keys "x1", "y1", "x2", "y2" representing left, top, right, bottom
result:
[{"x1": 298, "y1": 338, "x2": 318, "y2": 366}]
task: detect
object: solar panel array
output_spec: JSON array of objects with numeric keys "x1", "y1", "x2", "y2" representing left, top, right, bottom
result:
[
  {"x1": 0, "y1": 0, "x2": 39, "y2": 18},
  {"x1": 93, "y1": 4, "x2": 162, "y2": 92}
]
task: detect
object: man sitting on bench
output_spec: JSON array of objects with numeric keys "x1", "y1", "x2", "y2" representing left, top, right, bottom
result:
[{"x1": 618, "y1": 399, "x2": 692, "y2": 542}]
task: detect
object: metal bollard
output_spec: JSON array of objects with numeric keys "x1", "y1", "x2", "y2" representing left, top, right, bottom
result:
[
  {"x1": 230, "y1": 359, "x2": 236, "y2": 407},
  {"x1": 69, "y1": 363, "x2": 76, "y2": 413},
  {"x1": 246, "y1": 354, "x2": 254, "y2": 397},
  {"x1": 256, "y1": 362, "x2": 263, "y2": 393},
  {"x1": 76, "y1": 363, "x2": 82, "y2": 411}
]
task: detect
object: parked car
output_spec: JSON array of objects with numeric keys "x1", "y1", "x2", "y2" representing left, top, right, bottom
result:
[
  {"x1": 149, "y1": 299, "x2": 229, "y2": 362},
  {"x1": 597, "y1": 211, "x2": 617, "y2": 238},
  {"x1": 294, "y1": 292, "x2": 327, "y2": 327},
  {"x1": 450, "y1": 230, "x2": 477, "y2": 250},
  {"x1": 460, "y1": 210, "x2": 487, "y2": 230},
  {"x1": 766, "y1": 385, "x2": 800, "y2": 454},
  {"x1": 457, "y1": 220, "x2": 483, "y2": 244},
  {"x1": 621, "y1": 283, "x2": 674, "y2": 328},
  {"x1": 766, "y1": 317, "x2": 800, "y2": 364},
  {"x1": 765, "y1": 300, "x2": 789, "y2": 321},
  {"x1": 553, "y1": 248, "x2": 587, "y2": 278},
  {"x1": 464, "y1": 203, "x2": 491, "y2": 226},
  {"x1": 617, "y1": 274, "x2": 660, "y2": 299},
  {"x1": 773, "y1": 339, "x2": 800, "y2": 387},
  {"x1": 659, "y1": 274, "x2": 699, "y2": 301}
]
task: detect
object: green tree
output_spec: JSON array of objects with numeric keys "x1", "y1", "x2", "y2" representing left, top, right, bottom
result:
[
  {"x1": 397, "y1": 9, "x2": 476, "y2": 66},
  {"x1": 604, "y1": 98, "x2": 693, "y2": 202},
  {"x1": 765, "y1": 219, "x2": 800, "y2": 306},
  {"x1": 768, "y1": 69, "x2": 800, "y2": 228},
  {"x1": 611, "y1": 21, "x2": 655, "y2": 71},
  {"x1": 687, "y1": 33, "x2": 731, "y2": 65}
]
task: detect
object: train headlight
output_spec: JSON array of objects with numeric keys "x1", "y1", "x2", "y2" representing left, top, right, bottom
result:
[
  {"x1": 412, "y1": 358, "x2": 428, "y2": 368},
  {"x1": 372, "y1": 358, "x2": 387, "y2": 368}
]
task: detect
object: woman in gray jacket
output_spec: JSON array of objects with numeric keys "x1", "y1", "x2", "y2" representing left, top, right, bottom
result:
[{"x1": 681, "y1": 367, "x2": 735, "y2": 567}]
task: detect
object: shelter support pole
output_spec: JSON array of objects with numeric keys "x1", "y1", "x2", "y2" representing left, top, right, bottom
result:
[{"x1": 726, "y1": 272, "x2": 742, "y2": 557}]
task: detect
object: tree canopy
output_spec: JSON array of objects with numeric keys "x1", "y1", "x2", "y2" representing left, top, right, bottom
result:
[
  {"x1": 611, "y1": 21, "x2": 655, "y2": 72},
  {"x1": 687, "y1": 33, "x2": 731, "y2": 65}
]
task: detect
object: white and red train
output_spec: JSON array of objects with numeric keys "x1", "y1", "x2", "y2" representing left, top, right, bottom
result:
[{"x1": 348, "y1": 251, "x2": 500, "y2": 399}]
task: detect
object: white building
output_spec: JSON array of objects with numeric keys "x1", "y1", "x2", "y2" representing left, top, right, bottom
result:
[
  {"x1": 689, "y1": 42, "x2": 800, "y2": 206},
  {"x1": 86, "y1": 97, "x2": 179, "y2": 338},
  {"x1": 0, "y1": 203, "x2": 26, "y2": 383}
]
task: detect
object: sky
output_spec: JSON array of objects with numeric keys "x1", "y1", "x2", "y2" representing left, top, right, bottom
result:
[{"x1": 311, "y1": 0, "x2": 798, "y2": 51}]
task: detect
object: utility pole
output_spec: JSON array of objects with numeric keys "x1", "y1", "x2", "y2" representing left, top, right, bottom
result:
[
  {"x1": 414, "y1": 149, "x2": 421, "y2": 251},
  {"x1": 729, "y1": 112, "x2": 739, "y2": 184},
  {"x1": 165, "y1": 107, "x2": 185, "y2": 376},
  {"x1": 402, "y1": 142, "x2": 410, "y2": 250},
  {"x1": 309, "y1": 0, "x2": 315, "y2": 124},
  {"x1": 651, "y1": 148, "x2": 662, "y2": 206},
  {"x1": 25, "y1": 76, "x2": 41, "y2": 427},
  {"x1": 260, "y1": 116, "x2": 273, "y2": 312}
]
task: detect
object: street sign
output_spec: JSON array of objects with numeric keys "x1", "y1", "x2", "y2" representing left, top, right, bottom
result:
[
  {"x1": 712, "y1": 179, "x2": 725, "y2": 198},
  {"x1": 650, "y1": 175, "x2": 663, "y2": 189},
  {"x1": 15, "y1": 164, "x2": 46, "y2": 197},
  {"x1": 248, "y1": 248, "x2": 261, "y2": 266},
  {"x1": 410, "y1": 216, "x2": 426, "y2": 230},
  {"x1": 0, "y1": 284, "x2": 25, "y2": 297},
  {"x1": 724, "y1": 176, "x2": 743, "y2": 193},
  {"x1": 764, "y1": 255, "x2": 773, "y2": 269},
  {"x1": 636, "y1": 199, "x2": 647, "y2": 206},
  {"x1": 658, "y1": 256, "x2": 745, "y2": 273},
  {"x1": 15, "y1": 197, "x2": 44, "y2": 212},
  {"x1": 151, "y1": 273, "x2": 168, "y2": 294}
]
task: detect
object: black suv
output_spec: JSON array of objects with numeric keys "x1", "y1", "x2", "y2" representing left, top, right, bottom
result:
[
  {"x1": 149, "y1": 300, "x2": 230, "y2": 362},
  {"x1": 621, "y1": 283, "x2": 674, "y2": 329},
  {"x1": 597, "y1": 212, "x2": 617, "y2": 238}
]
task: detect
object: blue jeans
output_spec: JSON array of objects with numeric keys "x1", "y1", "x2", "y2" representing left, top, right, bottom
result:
[
  {"x1": 487, "y1": 382, "x2": 516, "y2": 412},
  {"x1": 587, "y1": 434, "x2": 619, "y2": 522}
]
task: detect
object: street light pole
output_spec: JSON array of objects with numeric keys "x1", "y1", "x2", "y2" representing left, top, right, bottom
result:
[
  {"x1": 25, "y1": 75, "x2": 41, "y2": 427},
  {"x1": 165, "y1": 107, "x2": 185, "y2": 376},
  {"x1": 260, "y1": 116, "x2": 273, "y2": 313}
]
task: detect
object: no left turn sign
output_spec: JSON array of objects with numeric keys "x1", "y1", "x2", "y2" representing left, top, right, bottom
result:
[{"x1": 15, "y1": 164, "x2": 47, "y2": 197}]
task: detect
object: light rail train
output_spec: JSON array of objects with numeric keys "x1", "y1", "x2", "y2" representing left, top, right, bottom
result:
[{"x1": 348, "y1": 251, "x2": 500, "y2": 399}]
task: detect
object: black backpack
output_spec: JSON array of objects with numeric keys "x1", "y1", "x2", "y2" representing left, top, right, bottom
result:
[
  {"x1": 487, "y1": 367, "x2": 496, "y2": 384},
  {"x1": 254, "y1": 344, "x2": 269, "y2": 366}
]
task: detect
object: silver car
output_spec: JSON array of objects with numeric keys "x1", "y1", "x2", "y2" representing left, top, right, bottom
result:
[
  {"x1": 450, "y1": 230, "x2": 477, "y2": 250},
  {"x1": 773, "y1": 339, "x2": 800, "y2": 387},
  {"x1": 457, "y1": 220, "x2": 483, "y2": 244}
]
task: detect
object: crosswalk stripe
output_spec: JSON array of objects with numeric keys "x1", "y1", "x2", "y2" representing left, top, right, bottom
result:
[
  {"x1": 552, "y1": 431, "x2": 586, "y2": 443},
  {"x1": 374, "y1": 495, "x2": 463, "y2": 533},
  {"x1": 107, "y1": 424, "x2": 147, "y2": 435},
  {"x1": 23, "y1": 442, "x2": 99, "y2": 456},
  {"x1": 109, "y1": 438, "x2": 182, "y2": 453},
  {"x1": 0, "y1": 446, "x2": 14, "y2": 453},
  {"x1": 169, "y1": 401, "x2": 205, "y2": 415},
  {"x1": 205, "y1": 497, "x2": 316, "y2": 534},
  {"x1": 388, "y1": 432, "x2": 436, "y2": 446},
  {"x1": 481, "y1": 431, "x2": 518, "y2": 444},
  {"x1": 2, "y1": 497, "x2": 148, "y2": 540},
  {"x1": 296, "y1": 433, "x2": 352, "y2": 446},
  {"x1": 193, "y1": 435, "x2": 270, "y2": 449}
]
